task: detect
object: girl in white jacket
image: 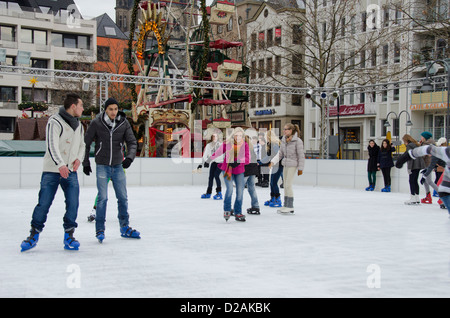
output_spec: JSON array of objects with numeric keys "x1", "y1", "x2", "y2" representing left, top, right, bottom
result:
[
  {"x1": 269, "y1": 123, "x2": 305, "y2": 214},
  {"x1": 198, "y1": 133, "x2": 224, "y2": 199}
]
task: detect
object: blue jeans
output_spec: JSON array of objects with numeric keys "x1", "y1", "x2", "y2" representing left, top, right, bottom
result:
[
  {"x1": 440, "y1": 195, "x2": 450, "y2": 215},
  {"x1": 31, "y1": 172, "x2": 79, "y2": 232},
  {"x1": 223, "y1": 172, "x2": 245, "y2": 214},
  {"x1": 245, "y1": 175, "x2": 259, "y2": 208},
  {"x1": 96, "y1": 164, "x2": 129, "y2": 232},
  {"x1": 270, "y1": 165, "x2": 283, "y2": 196}
]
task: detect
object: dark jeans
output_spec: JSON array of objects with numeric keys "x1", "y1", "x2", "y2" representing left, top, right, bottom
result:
[
  {"x1": 409, "y1": 169, "x2": 420, "y2": 195},
  {"x1": 206, "y1": 162, "x2": 222, "y2": 194},
  {"x1": 31, "y1": 172, "x2": 79, "y2": 232},
  {"x1": 381, "y1": 167, "x2": 391, "y2": 187},
  {"x1": 270, "y1": 165, "x2": 283, "y2": 196}
]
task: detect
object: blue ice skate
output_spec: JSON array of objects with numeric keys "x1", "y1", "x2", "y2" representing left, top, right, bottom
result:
[
  {"x1": 213, "y1": 192, "x2": 223, "y2": 200},
  {"x1": 269, "y1": 197, "x2": 282, "y2": 208},
  {"x1": 64, "y1": 230, "x2": 80, "y2": 251},
  {"x1": 120, "y1": 226, "x2": 141, "y2": 239},
  {"x1": 264, "y1": 197, "x2": 274, "y2": 206},
  {"x1": 20, "y1": 227, "x2": 40, "y2": 252},
  {"x1": 201, "y1": 193, "x2": 211, "y2": 199},
  {"x1": 96, "y1": 231, "x2": 105, "y2": 243}
]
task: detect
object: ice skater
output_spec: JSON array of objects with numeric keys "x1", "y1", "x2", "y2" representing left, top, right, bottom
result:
[
  {"x1": 197, "y1": 133, "x2": 224, "y2": 200},
  {"x1": 366, "y1": 139, "x2": 379, "y2": 191},
  {"x1": 261, "y1": 130, "x2": 283, "y2": 207},
  {"x1": 395, "y1": 134, "x2": 425, "y2": 205},
  {"x1": 83, "y1": 98, "x2": 139, "y2": 242},
  {"x1": 418, "y1": 131, "x2": 435, "y2": 203},
  {"x1": 419, "y1": 137, "x2": 446, "y2": 204},
  {"x1": 244, "y1": 134, "x2": 261, "y2": 215},
  {"x1": 208, "y1": 127, "x2": 250, "y2": 222},
  {"x1": 269, "y1": 123, "x2": 305, "y2": 214},
  {"x1": 377, "y1": 139, "x2": 395, "y2": 192},
  {"x1": 20, "y1": 93, "x2": 85, "y2": 252},
  {"x1": 396, "y1": 142, "x2": 450, "y2": 215}
]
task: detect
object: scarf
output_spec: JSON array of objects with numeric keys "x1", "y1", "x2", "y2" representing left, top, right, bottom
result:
[
  {"x1": 224, "y1": 141, "x2": 243, "y2": 180},
  {"x1": 103, "y1": 113, "x2": 121, "y2": 130},
  {"x1": 59, "y1": 107, "x2": 79, "y2": 131}
]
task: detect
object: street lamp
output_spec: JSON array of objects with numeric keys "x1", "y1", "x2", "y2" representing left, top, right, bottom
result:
[
  {"x1": 420, "y1": 59, "x2": 450, "y2": 139},
  {"x1": 384, "y1": 110, "x2": 413, "y2": 151}
]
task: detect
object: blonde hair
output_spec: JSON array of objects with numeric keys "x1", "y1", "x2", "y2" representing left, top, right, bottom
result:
[
  {"x1": 266, "y1": 130, "x2": 281, "y2": 152},
  {"x1": 402, "y1": 134, "x2": 419, "y2": 146},
  {"x1": 284, "y1": 123, "x2": 301, "y2": 138}
]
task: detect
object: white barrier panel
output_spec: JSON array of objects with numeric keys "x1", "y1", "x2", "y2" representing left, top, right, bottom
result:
[{"x1": 0, "y1": 157, "x2": 414, "y2": 193}]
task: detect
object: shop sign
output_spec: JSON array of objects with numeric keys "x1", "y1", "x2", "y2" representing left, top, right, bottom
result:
[
  {"x1": 329, "y1": 104, "x2": 365, "y2": 116},
  {"x1": 410, "y1": 103, "x2": 448, "y2": 111},
  {"x1": 254, "y1": 109, "x2": 274, "y2": 116}
]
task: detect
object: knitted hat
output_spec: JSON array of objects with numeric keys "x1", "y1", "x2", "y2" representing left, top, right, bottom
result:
[
  {"x1": 104, "y1": 98, "x2": 119, "y2": 109},
  {"x1": 436, "y1": 137, "x2": 447, "y2": 146},
  {"x1": 421, "y1": 131, "x2": 432, "y2": 140}
]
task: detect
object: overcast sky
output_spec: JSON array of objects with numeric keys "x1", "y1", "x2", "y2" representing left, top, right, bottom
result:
[{"x1": 75, "y1": 0, "x2": 117, "y2": 21}]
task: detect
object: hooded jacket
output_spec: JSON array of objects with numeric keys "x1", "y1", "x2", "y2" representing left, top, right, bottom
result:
[
  {"x1": 83, "y1": 110, "x2": 137, "y2": 167},
  {"x1": 270, "y1": 133, "x2": 305, "y2": 171}
]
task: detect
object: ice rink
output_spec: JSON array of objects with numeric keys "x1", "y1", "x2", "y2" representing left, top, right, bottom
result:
[{"x1": 1, "y1": 183, "x2": 450, "y2": 298}]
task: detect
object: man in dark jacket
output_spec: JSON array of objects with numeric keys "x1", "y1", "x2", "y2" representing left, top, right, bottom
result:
[{"x1": 83, "y1": 98, "x2": 139, "y2": 242}]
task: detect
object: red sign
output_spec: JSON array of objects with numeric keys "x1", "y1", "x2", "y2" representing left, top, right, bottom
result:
[
  {"x1": 275, "y1": 28, "x2": 281, "y2": 38},
  {"x1": 329, "y1": 104, "x2": 365, "y2": 116},
  {"x1": 258, "y1": 32, "x2": 265, "y2": 41}
]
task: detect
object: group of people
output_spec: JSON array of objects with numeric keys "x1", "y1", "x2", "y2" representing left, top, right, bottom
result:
[
  {"x1": 20, "y1": 95, "x2": 140, "y2": 252},
  {"x1": 197, "y1": 123, "x2": 306, "y2": 222},
  {"x1": 366, "y1": 131, "x2": 449, "y2": 208}
]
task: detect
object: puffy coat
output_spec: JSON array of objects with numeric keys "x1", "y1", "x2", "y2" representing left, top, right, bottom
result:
[
  {"x1": 270, "y1": 133, "x2": 305, "y2": 171},
  {"x1": 83, "y1": 111, "x2": 137, "y2": 167}
]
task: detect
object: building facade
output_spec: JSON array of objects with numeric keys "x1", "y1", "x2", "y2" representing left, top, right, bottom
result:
[{"x1": 0, "y1": 0, "x2": 96, "y2": 139}]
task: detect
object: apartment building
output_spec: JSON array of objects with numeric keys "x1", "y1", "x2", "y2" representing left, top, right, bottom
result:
[
  {"x1": 0, "y1": 0, "x2": 97, "y2": 139},
  {"x1": 246, "y1": 0, "x2": 305, "y2": 134},
  {"x1": 302, "y1": 0, "x2": 446, "y2": 159}
]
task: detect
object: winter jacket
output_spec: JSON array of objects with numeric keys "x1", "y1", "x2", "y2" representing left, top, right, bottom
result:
[
  {"x1": 421, "y1": 138, "x2": 436, "y2": 167},
  {"x1": 209, "y1": 141, "x2": 250, "y2": 175},
  {"x1": 202, "y1": 141, "x2": 224, "y2": 164},
  {"x1": 406, "y1": 142, "x2": 425, "y2": 172},
  {"x1": 409, "y1": 145, "x2": 450, "y2": 196},
  {"x1": 377, "y1": 147, "x2": 395, "y2": 169},
  {"x1": 367, "y1": 144, "x2": 380, "y2": 172},
  {"x1": 244, "y1": 142, "x2": 259, "y2": 177},
  {"x1": 43, "y1": 110, "x2": 85, "y2": 173},
  {"x1": 270, "y1": 133, "x2": 305, "y2": 171},
  {"x1": 83, "y1": 111, "x2": 137, "y2": 167}
]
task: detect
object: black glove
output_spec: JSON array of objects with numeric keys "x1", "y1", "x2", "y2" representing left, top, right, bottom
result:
[
  {"x1": 197, "y1": 164, "x2": 202, "y2": 170},
  {"x1": 83, "y1": 165, "x2": 92, "y2": 176},
  {"x1": 229, "y1": 162, "x2": 240, "y2": 168},
  {"x1": 420, "y1": 176, "x2": 426, "y2": 185},
  {"x1": 395, "y1": 151, "x2": 411, "y2": 169},
  {"x1": 204, "y1": 162, "x2": 210, "y2": 168},
  {"x1": 122, "y1": 158, "x2": 132, "y2": 169}
]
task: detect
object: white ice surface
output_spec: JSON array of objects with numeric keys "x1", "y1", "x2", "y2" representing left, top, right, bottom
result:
[{"x1": 1, "y1": 184, "x2": 450, "y2": 298}]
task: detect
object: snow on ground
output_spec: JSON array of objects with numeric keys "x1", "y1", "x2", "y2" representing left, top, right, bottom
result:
[{"x1": 1, "y1": 183, "x2": 450, "y2": 298}]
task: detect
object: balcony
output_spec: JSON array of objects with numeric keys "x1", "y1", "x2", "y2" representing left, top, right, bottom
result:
[{"x1": 410, "y1": 91, "x2": 448, "y2": 111}]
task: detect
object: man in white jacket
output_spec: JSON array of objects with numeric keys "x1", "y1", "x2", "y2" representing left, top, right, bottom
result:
[{"x1": 20, "y1": 93, "x2": 85, "y2": 252}]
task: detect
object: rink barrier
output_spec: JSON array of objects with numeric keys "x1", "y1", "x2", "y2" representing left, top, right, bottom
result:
[{"x1": 0, "y1": 157, "x2": 413, "y2": 193}]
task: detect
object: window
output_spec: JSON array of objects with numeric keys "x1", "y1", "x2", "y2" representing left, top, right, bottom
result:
[
  {"x1": 371, "y1": 48, "x2": 377, "y2": 67},
  {"x1": 275, "y1": 93, "x2": 281, "y2": 106},
  {"x1": 251, "y1": 33, "x2": 256, "y2": 50},
  {"x1": 258, "y1": 92, "x2": 264, "y2": 107},
  {"x1": 369, "y1": 119, "x2": 375, "y2": 137},
  {"x1": 0, "y1": 86, "x2": 16, "y2": 102},
  {"x1": 258, "y1": 32, "x2": 265, "y2": 49},
  {"x1": 251, "y1": 60, "x2": 256, "y2": 79},
  {"x1": 227, "y1": 17, "x2": 233, "y2": 32},
  {"x1": 250, "y1": 92, "x2": 256, "y2": 108},
  {"x1": 322, "y1": 22, "x2": 327, "y2": 41},
  {"x1": 381, "y1": 120, "x2": 387, "y2": 136},
  {"x1": 384, "y1": 8, "x2": 390, "y2": 27},
  {"x1": 267, "y1": 28, "x2": 273, "y2": 47},
  {"x1": 0, "y1": 117, "x2": 15, "y2": 133},
  {"x1": 340, "y1": 53, "x2": 345, "y2": 71},
  {"x1": 361, "y1": 12, "x2": 367, "y2": 32},
  {"x1": 383, "y1": 44, "x2": 389, "y2": 64},
  {"x1": 0, "y1": 25, "x2": 15, "y2": 42},
  {"x1": 393, "y1": 84, "x2": 400, "y2": 101},
  {"x1": 350, "y1": 15, "x2": 356, "y2": 34},
  {"x1": 382, "y1": 89, "x2": 388, "y2": 102},
  {"x1": 292, "y1": 54, "x2": 302, "y2": 74},
  {"x1": 267, "y1": 93, "x2": 272, "y2": 106},
  {"x1": 275, "y1": 27, "x2": 281, "y2": 46},
  {"x1": 78, "y1": 35, "x2": 90, "y2": 50},
  {"x1": 394, "y1": 42, "x2": 400, "y2": 63},
  {"x1": 22, "y1": 88, "x2": 47, "y2": 102},
  {"x1": 97, "y1": 46, "x2": 110, "y2": 62},
  {"x1": 104, "y1": 27, "x2": 116, "y2": 36},
  {"x1": 63, "y1": 34, "x2": 77, "y2": 48},
  {"x1": 21, "y1": 29, "x2": 47, "y2": 45},
  {"x1": 292, "y1": 94, "x2": 302, "y2": 106},
  {"x1": 267, "y1": 57, "x2": 272, "y2": 77},
  {"x1": 360, "y1": 50, "x2": 366, "y2": 68},
  {"x1": 51, "y1": 33, "x2": 63, "y2": 47},
  {"x1": 52, "y1": 33, "x2": 90, "y2": 49},
  {"x1": 217, "y1": 25, "x2": 223, "y2": 34},
  {"x1": 292, "y1": 25, "x2": 302, "y2": 44},
  {"x1": 341, "y1": 17, "x2": 346, "y2": 37},
  {"x1": 258, "y1": 59, "x2": 264, "y2": 78},
  {"x1": 30, "y1": 58, "x2": 48, "y2": 69},
  {"x1": 360, "y1": 92, "x2": 365, "y2": 103},
  {"x1": 275, "y1": 56, "x2": 281, "y2": 75}
]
